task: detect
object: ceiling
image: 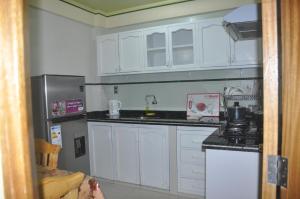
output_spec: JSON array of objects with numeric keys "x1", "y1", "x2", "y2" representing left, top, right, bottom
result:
[{"x1": 60, "y1": 0, "x2": 193, "y2": 16}]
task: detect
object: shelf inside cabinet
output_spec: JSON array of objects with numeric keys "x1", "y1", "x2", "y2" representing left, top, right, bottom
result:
[
  {"x1": 147, "y1": 47, "x2": 166, "y2": 52},
  {"x1": 172, "y1": 44, "x2": 193, "y2": 49}
]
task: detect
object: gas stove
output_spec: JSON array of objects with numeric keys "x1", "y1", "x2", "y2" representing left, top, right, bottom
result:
[
  {"x1": 222, "y1": 120, "x2": 261, "y2": 144},
  {"x1": 202, "y1": 118, "x2": 263, "y2": 152}
]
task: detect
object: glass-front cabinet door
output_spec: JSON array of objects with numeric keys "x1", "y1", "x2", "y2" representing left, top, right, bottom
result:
[
  {"x1": 144, "y1": 28, "x2": 169, "y2": 71},
  {"x1": 168, "y1": 23, "x2": 197, "y2": 68}
]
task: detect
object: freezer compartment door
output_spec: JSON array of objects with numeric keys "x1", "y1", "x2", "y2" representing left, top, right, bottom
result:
[{"x1": 44, "y1": 75, "x2": 86, "y2": 119}]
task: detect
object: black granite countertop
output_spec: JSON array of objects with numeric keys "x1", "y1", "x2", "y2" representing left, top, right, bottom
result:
[
  {"x1": 87, "y1": 110, "x2": 226, "y2": 128},
  {"x1": 88, "y1": 110, "x2": 263, "y2": 152}
]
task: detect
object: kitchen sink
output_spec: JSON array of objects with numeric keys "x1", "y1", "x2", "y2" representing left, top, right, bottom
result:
[
  {"x1": 136, "y1": 116, "x2": 160, "y2": 120},
  {"x1": 117, "y1": 116, "x2": 160, "y2": 120}
]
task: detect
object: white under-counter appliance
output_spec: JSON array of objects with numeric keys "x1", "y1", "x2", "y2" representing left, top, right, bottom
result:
[
  {"x1": 203, "y1": 107, "x2": 262, "y2": 199},
  {"x1": 206, "y1": 149, "x2": 260, "y2": 199}
]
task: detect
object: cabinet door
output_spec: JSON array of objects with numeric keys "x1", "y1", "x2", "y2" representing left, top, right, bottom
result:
[
  {"x1": 168, "y1": 23, "x2": 197, "y2": 68},
  {"x1": 119, "y1": 31, "x2": 144, "y2": 72},
  {"x1": 88, "y1": 123, "x2": 114, "y2": 180},
  {"x1": 139, "y1": 126, "x2": 169, "y2": 189},
  {"x1": 144, "y1": 27, "x2": 169, "y2": 71},
  {"x1": 113, "y1": 125, "x2": 140, "y2": 184},
  {"x1": 198, "y1": 19, "x2": 231, "y2": 67},
  {"x1": 97, "y1": 34, "x2": 119, "y2": 75},
  {"x1": 230, "y1": 38, "x2": 262, "y2": 66}
]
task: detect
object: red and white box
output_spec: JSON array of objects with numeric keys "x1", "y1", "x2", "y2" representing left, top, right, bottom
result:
[{"x1": 186, "y1": 93, "x2": 220, "y2": 119}]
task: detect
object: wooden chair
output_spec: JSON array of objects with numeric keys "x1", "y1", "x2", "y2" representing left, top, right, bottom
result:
[
  {"x1": 38, "y1": 169, "x2": 84, "y2": 199},
  {"x1": 35, "y1": 138, "x2": 61, "y2": 169},
  {"x1": 35, "y1": 139, "x2": 85, "y2": 199}
]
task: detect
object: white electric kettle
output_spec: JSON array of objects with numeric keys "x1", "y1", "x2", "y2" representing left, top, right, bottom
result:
[{"x1": 109, "y1": 100, "x2": 122, "y2": 116}]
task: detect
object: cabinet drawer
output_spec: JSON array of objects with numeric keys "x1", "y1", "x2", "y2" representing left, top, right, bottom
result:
[
  {"x1": 180, "y1": 134, "x2": 207, "y2": 149},
  {"x1": 178, "y1": 178, "x2": 205, "y2": 196},
  {"x1": 180, "y1": 149, "x2": 205, "y2": 165},
  {"x1": 180, "y1": 163, "x2": 205, "y2": 179}
]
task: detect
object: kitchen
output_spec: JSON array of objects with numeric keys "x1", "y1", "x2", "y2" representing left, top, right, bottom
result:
[
  {"x1": 2, "y1": 0, "x2": 298, "y2": 198},
  {"x1": 28, "y1": 0, "x2": 262, "y2": 199}
]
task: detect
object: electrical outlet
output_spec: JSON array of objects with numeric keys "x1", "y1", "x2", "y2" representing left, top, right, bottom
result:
[{"x1": 114, "y1": 85, "x2": 118, "y2": 94}]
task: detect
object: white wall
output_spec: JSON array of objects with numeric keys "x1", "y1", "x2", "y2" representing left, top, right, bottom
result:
[
  {"x1": 102, "y1": 68, "x2": 262, "y2": 111},
  {"x1": 28, "y1": 7, "x2": 262, "y2": 113},
  {"x1": 28, "y1": 7, "x2": 106, "y2": 111}
]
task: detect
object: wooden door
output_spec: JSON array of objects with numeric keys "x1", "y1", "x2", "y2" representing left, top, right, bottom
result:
[
  {"x1": 262, "y1": 0, "x2": 300, "y2": 198},
  {"x1": 114, "y1": 125, "x2": 140, "y2": 184},
  {"x1": 0, "y1": 0, "x2": 37, "y2": 198},
  {"x1": 88, "y1": 123, "x2": 115, "y2": 180},
  {"x1": 280, "y1": 0, "x2": 300, "y2": 198}
]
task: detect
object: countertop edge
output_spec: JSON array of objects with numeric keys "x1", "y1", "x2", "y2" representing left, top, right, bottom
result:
[
  {"x1": 202, "y1": 143, "x2": 261, "y2": 153},
  {"x1": 87, "y1": 118, "x2": 223, "y2": 128}
]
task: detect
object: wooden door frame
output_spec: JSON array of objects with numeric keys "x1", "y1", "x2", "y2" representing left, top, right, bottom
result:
[
  {"x1": 262, "y1": 0, "x2": 280, "y2": 198},
  {"x1": 0, "y1": 0, "x2": 37, "y2": 198}
]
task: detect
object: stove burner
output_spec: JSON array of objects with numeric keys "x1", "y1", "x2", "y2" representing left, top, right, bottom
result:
[
  {"x1": 228, "y1": 136, "x2": 246, "y2": 144},
  {"x1": 223, "y1": 126, "x2": 248, "y2": 137},
  {"x1": 227, "y1": 127, "x2": 243, "y2": 133},
  {"x1": 228, "y1": 120, "x2": 249, "y2": 129}
]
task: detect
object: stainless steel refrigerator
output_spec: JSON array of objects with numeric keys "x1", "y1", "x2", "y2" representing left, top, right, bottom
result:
[{"x1": 31, "y1": 75, "x2": 90, "y2": 174}]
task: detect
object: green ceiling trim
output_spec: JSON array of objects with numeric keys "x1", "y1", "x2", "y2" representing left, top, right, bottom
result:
[{"x1": 60, "y1": 0, "x2": 194, "y2": 17}]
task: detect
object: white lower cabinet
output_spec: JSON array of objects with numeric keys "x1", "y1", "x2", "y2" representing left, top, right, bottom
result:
[
  {"x1": 177, "y1": 126, "x2": 217, "y2": 196},
  {"x1": 114, "y1": 125, "x2": 140, "y2": 184},
  {"x1": 139, "y1": 125, "x2": 169, "y2": 189},
  {"x1": 88, "y1": 122, "x2": 169, "y2": 189},
  {"x1": 88, "y1": 123, "x2": 114, "y2": 180}
]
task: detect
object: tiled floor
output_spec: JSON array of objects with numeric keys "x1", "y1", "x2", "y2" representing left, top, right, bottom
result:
[{"x1": 99, "y1": 180, "x2": 203, "y2": 199}]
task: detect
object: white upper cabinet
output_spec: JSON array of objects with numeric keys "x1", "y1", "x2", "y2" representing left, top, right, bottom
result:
[
  {"x1": 144, "y1": 27, "x2": 169, "y2": 70},
  {"x1": 198, "y1": 18, "x2": 231, "y2": 67},
  {"x1": 96, "y1": 17, "x2": 262, "y2": 76},
  {"x1": 168, "y1": 23, "x2": 197, "y2": 68},
  {"x1": 139, "y1": 125, "x2": 169, "y2": 189},
  {"x1": 113, "y1": 125, "x2": 140, "y2": 184},
  {"x1": 230, "y1": 38, "x2": 262, "y2": 65},
  {"x1": 119, "y1": 30, "x2": 144, "y2": 72},
  {"x1": 97, "y1": 34, "x2": 119, "y2": 75}
]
